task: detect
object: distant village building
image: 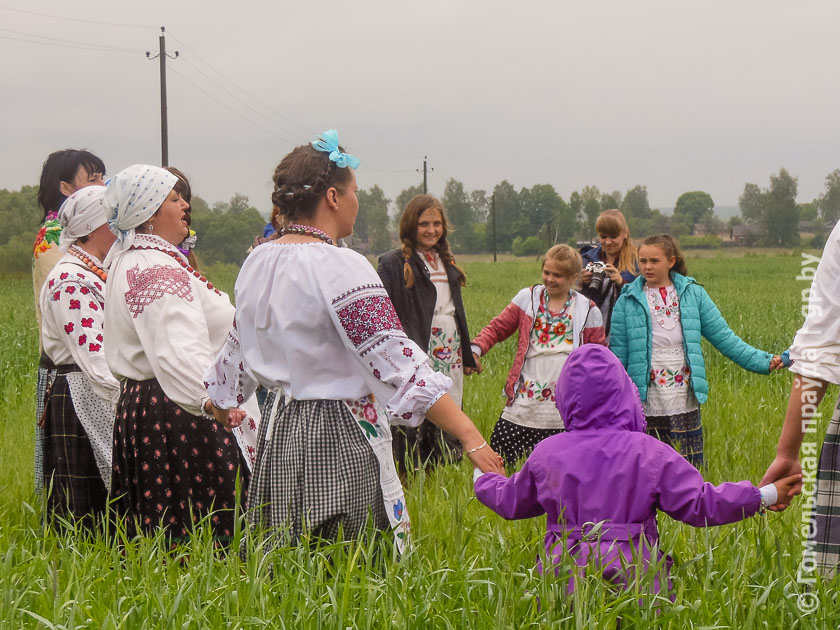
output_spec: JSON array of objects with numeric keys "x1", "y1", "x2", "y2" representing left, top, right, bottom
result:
[{"x1": 729, "y1": 223, "x2": 767, "y2": 246}]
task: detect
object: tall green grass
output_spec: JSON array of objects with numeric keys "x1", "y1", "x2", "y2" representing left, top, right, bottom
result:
[{"x1": 1, "y1": 252, "x2": 838, "y2": 628}]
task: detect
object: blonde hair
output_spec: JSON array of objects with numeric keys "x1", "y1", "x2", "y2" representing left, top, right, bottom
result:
[
  {"x1": 595, "y1": 209, "x2": 638, "y2": 274},
  {"x1": 542, "y1": 244, "x2": 582, "y2": 278}
]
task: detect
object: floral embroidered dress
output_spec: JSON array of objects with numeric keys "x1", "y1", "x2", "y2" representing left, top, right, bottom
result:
[
  {"x1": 205, "y1": 242, "x2": 452, "y2": 554},
  {"x1": 501, "y1": 291, "x2": 575, "y2": 429},
  {"x1": 643, "y1": 285, "x2": 699, "y2": 417},
  {"x1": 423, "y1": 251, "x2": 464, "y2": 406},
  {"x1": 105, "y1": 234, "x2": 260, "y2": 540},
  {"x1": 39, "y1": 247, "x2": 119, "y2": 521}
]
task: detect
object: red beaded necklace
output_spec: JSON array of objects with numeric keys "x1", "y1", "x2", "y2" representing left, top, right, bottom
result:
[
  {"x1": 130, "y1": 243, "x2": 221, "y2": 295},
  {"x1": 68, "y1": 246, "x2": 108, "y2": 282}
]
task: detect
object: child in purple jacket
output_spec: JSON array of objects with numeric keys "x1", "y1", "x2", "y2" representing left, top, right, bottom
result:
[{"x1": 474, "y1": 345, "x2": 800, "y2": 593}]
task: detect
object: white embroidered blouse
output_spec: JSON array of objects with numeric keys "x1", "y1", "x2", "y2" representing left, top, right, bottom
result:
[
  {"x1": 205, "y1": 242, "x2": 451, "y2": 426},
  {"x1": 104, "y1": 234, "x2": 235, "y2": 416},
  {"x1": 39, "y1": 248, "x2": 120, "y2": 403}
]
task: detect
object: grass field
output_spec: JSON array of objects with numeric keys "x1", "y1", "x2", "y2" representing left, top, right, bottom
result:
[{"x1": 1, "y1": 251, "x2": 839, "y2": 628}]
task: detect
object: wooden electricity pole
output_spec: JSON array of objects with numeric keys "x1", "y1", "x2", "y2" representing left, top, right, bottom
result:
[{"x1": 147, "y1": 27, "x2": 179, "y2": 166}]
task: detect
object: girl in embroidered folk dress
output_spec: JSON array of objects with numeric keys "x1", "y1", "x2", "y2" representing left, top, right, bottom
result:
[
  {"x1": 205, "y1": 131, "x2": 504, "y2": 553},
  {"x1": 39, "y1": 186, "x2": 117, "y2": 525},
  {"x1": 377, "y1": 195, "x2": 478, "y2": 472},
  {"x1": 33, "y1": 149, "x2": 106, "y2": 496},
  {"x1": 104, "y1": 164, "x2": 260, "y2": 541},
  {"x1": 610, "y1": 235, "x2": 785, "y2": 468},
  {"x1": 471, "y1": 245, "x2": 606, "y2": 464},
  {"x1": 474, "y1": 345, "x2": 801, "y2": 595}
]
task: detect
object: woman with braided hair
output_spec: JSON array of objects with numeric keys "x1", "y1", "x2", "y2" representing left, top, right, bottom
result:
[
  {"x1": 205, "y1": 131, "x2": 502, "y2": 553},
  {"x1": 377, "y1": 195, "x2": 479, "y2": 472}
]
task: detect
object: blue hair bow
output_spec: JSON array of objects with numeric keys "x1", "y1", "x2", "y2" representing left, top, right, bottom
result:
[{"x1": 312, "y1": 129, "x2": 360, "y2": 169}]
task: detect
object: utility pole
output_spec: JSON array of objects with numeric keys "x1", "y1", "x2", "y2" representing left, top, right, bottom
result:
[
  {"x1": 491, "y1": 192, "x2": 497, "y2": 263},
  {"x1": 417, "y1": 156, "x2": 433, "y2": 194},
  {"x1": 147, "y1": 27, "x2": 179, "y2": 166}
]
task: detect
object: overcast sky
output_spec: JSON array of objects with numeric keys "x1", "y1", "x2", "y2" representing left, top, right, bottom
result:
[{"x1": 2, "y1": 1, "x2": 838, "y2": 217}]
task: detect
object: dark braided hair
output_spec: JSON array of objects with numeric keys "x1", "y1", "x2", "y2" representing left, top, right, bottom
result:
[
  {"x1": 271, "y1": 144, "x2": 354, "y2": 223},
  {"x1": 641, "y1": 234, "x2": 688, "y2": 276},
  {"x1": 398, "y1": 194, "x2": 466, "y2": 289}
]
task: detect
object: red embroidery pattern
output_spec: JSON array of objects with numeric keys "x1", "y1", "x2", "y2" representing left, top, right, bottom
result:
[
  {"x1": 335, "y1": 293, "x2": 402, "y2": 348},
  {"x1": 124, "y1": 264, "x2": 194, "y2": 318}
]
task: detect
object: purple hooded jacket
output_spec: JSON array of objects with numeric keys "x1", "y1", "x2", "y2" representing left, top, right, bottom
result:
[{"x1": 474, "y1": 345, "x2": 761, "y2": 592}]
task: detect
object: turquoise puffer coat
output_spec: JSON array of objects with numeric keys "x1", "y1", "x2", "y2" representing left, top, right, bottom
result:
[{"x1": 609, "y1": 272, "x2": 772, "y2": 405}]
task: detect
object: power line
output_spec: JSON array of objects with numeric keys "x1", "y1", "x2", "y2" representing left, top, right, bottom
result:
[
  {"x1": 0, "y1": 33, "x2": 140, "y2": 53},
  {"x1": 0, "y1": 26, "x2": 143, "y2": 52},
  {"x1": 168, "y1": 65, "x2": 299, "y2": 146},
  {"x1": 167, "y1": 30, "x2": 317, "y2": 140},
  {"x1": 0, "y1": 5, "x2": 157, "y2": 29}
]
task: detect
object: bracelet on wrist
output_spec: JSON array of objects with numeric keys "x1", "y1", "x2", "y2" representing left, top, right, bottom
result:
[{"x1": 466, "y1": 441, "x2": 487, "y2": 455}]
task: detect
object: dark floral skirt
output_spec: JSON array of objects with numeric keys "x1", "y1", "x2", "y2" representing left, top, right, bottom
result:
[
  {"x1": 111, "y1": 379, "x2": 249, "y2": 540},
  {"x1": 490, "y1": 416, "x2": 563, "y2": 466}
]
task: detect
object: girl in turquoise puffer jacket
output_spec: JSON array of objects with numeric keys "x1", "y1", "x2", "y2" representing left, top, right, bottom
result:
[{"x1": 609, "y1": 235, "x2": 785, "y2": 468}]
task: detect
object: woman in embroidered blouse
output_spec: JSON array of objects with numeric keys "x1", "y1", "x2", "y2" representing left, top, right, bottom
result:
[
  {"x1": 205, "y1": 131, "x2": 503, "y2": 553},
  {"x1": 33, "y1": 149, "x2": 106, "y2": 496},
  {"x1": 377, "y1": 195, "x2": 478, "y2": 472},
  {"x1": 39, "y1": 185, "x2": 117, "y2": 525},
  {"x1": 104, "y1": 164, "x2": 259, "y2": 541}
]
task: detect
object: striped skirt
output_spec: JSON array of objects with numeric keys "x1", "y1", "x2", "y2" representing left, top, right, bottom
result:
[
  {"x1": 645, "y1": 409, "x2": 704, "y2": 469},
  {"x1": 816, "y1": 399, "x2": 840, "y2": 577}
]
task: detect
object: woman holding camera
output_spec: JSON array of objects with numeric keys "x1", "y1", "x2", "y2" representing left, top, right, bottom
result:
[{"x1": 580, "y1": 209, "x2": 639, "y2": 338}]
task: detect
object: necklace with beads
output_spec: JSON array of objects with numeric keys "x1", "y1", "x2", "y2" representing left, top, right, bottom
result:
[
  {"x1": 646, "y1": 285, "x2": 680, "y2": 331},
  {"x1": 68, "y1": 246, "x2": 108, "y2": 282},
  {"x1": 543, "y1": 290, "x2": 573, "y2": 320},
  {"x1": 279, "y1": 223, "x2": 335, "y2": 245},
  {"x1": 129, "y1": 243, "x2": 221, "y2": 295}
]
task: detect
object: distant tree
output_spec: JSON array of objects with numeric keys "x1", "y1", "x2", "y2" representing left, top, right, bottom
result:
[
  {"x1": 765, "y1": 168, "x2": 799, "y2": 246},
  {"x1": 442, "y1": 179, "x2": 478, "y2": 252},
  {"x1": 395, "y1": 185, "x2": 424, "y2": 215},
  {"x1": 674, "y1": 191, "x2": 715, "y2": 226},
  {"x1": 192, "y1": 194, "x2": 265, "y2": 265},
  {"x1": 580, "y1": 185, "x2": 601, "y2": 240},
  {"x1": 492, "y1": 180, "x2": 521, "y2": 250},
  {"x1": 569, "y1": 190, "x2": 583, "y2": 237},
  {"x1": 600, "y1": 193, "x2": 620, "y2": 211},
  {"x1": 738, "y1": 183, "x2": 764, "y2": 222},
  {"x1": 0, "y1": 185, "x2": 40, "y2": 246},
  {"x1": 519, "y1": 184, "x2": 563, "y2": 246},
  {"x1": 470, "y1": 189, "x2": 489, "y2": 223},
  {"x1": 620, "y1": 185, "x2": 651, "y2": 220},
  {"x1": 357, "y1": 185, "x2": 391, "y2": 253},
  {"x1": 819, "y1": 169, "x2": 840, "y2": 223},
  {"x1": 798, "y1": 200, "x2": 820, "y2": 223},
  {"x1": 628, "y1": 209, "x2": 670, "y2": 239}
]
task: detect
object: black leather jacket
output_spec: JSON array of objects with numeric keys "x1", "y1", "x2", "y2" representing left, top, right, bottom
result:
[{"x1": 377, "y1": 248, "x2": 476, "y2": 369}]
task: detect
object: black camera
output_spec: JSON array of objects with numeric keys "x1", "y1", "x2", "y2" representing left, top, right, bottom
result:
[{"x1": 585, "y1": 261, "x2": 609, "y2": 292}]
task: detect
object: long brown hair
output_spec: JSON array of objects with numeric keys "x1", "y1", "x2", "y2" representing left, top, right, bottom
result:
[
  {"x1": 398, "y1": 194, "x2": 465, "y2": 289},
  {"x1": 596, "y1": 209, "x2": 638, "y2": 274},
  {"x1": 640, "y1": 234, "x2": 688, "y2": 276}
]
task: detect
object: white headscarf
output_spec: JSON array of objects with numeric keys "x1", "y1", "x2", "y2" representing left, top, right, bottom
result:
[
  {"x1": 57, "y1": 185, "x2": 108, "y2": 252},
  {"x1": 103, "y1": 164, "x2": 178, "y2": 267}
]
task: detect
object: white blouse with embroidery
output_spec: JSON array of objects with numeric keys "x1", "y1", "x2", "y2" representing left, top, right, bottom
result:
[
  {"x1": 205, "y1": 242, "x2": 452, "y2": 426},
  {"x1": 40, "y1": 249, "x2": 120, "y2": 403},
  {"x1": 105, "y1": 234, "x2": 237, "y2": 416}
]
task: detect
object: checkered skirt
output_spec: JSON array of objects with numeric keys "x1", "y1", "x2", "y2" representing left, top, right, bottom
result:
[
  {"x1": 816, "y1": 399, "x2": 840, "y2": 577},
  {"x1": 243, "y1": 398, "x2": 388, "y2": 550}
]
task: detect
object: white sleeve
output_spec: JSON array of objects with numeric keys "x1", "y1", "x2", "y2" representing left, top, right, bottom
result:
[
  {"x1": 789, "y1": 224, "x2": 840, "y2": 384},
  {"x1": 126, "y1": 260, "x2": 216, "y2": 415},
  {"x1": 322, "y1": 251, "x2": 452, "y2": 427},
  {"x1": 204, "y1": 318, "x2": 259, "y2": 409},
  {"x1": 43, "y1": 277, "x2": 120, "y2": 404}
]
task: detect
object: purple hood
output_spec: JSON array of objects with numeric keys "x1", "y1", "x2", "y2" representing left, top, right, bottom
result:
[{"x1": 555, "y1": 345, "x2": 646, "y2": 433}]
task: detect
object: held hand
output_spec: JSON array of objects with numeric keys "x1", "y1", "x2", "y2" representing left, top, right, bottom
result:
[
  {"x1": 759, "y1": 455, "x2": 802, "y2": 511},
  {"x1": 771, "y1": 473, "x2": 803, "y2": 509},
  {"x1": 465, "y1": 441, "x2": 505, "y2": 474},
  {"x1": 769, "y1": 354, "x2": 785, "y2": 371},
  {"x1": 208, "y1": 403, "x2": 245, "y2": 432},
  {"x1": 466, "y1": 353, "x2": 484, "y2": 375}
]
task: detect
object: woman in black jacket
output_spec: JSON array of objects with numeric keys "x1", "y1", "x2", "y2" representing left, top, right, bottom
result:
[{"x1": 378, "y1": 194, "x2": 478, "y2": 472}]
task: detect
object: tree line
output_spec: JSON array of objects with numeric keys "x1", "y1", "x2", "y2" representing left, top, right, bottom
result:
[{"x1": 3, "y1": 166, "x2": 839, "y2": 273}]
